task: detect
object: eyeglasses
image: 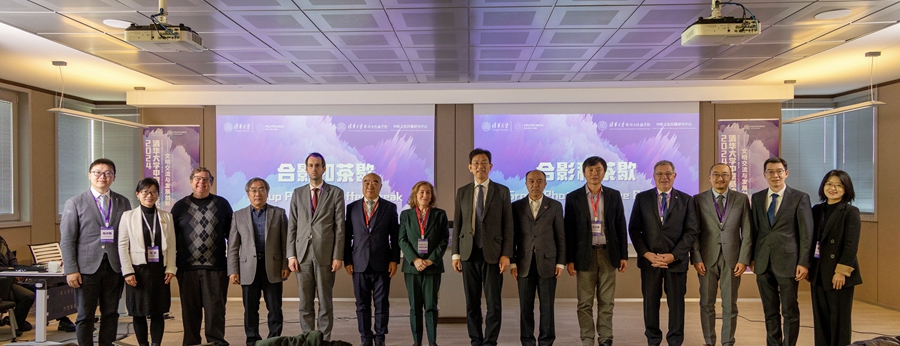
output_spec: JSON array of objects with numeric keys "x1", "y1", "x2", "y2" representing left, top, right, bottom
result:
[
  {"x1": 192, "y1": 176, "x2": 211, "y2": 182},
  {"x1": 711, "y1": 173, "x2": 731, "y2": 179},
  {"x1": 248, "y1": 188, "x2": 267, "y2": 194},
  {"x1": 90, "y1": 171, "x2": 115, "y2": 178},
  {"x1": 765, "y1": 169, "x2": 786, "y2": 176},
  {"x1": 824, "y1": 182, "x2": 843, "y2": 189},
  {"x1": 654, "y1": 172, "x2": 675, "y2": 177},
  {"x1": 138, "y1": 190, "x2": 159, "y2": 197}
]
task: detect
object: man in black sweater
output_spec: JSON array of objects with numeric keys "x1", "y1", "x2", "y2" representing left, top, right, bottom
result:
[{"x1": 171, "y1": 167, "x2": 233, "y2": 346}]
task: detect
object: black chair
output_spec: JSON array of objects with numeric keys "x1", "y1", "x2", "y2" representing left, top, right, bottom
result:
[{"x1": 0, "y1": 277, "x2": 19, "y2": 341}]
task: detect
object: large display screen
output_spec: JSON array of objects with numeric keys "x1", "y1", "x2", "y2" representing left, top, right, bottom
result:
[
  {"x1": 474, "y1": 113, "x2": 700, "y2": 221},
  {"x1": 216, "y1": 115, "x2": 434, "y2": 212}
]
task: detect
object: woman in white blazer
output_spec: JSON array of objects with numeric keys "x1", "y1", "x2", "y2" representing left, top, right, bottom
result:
[{"x1": 117, "y1": 178, "x2": 176, "y2": 346}]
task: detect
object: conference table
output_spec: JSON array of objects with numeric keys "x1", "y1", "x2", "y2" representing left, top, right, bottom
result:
[{"x1": 0, "y1": 270, "x2": 65, "y2": 345}]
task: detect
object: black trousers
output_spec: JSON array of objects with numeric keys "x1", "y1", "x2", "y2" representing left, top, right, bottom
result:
[
  {"x1": 811, "y1": 284, "x2": 854, "y2": 346},
  {"x1": 75, "y1": 258, "x2": 124, "y2": 346},
  {"x1": 352, "y1": 270, "x2": 391, "y2": 343},
  {"x1": 517, "y1": 256, "x2": 557, "y2": 346},
  {"x1": 756, "y1": 269, "x2": 800, "y2": 346},
  {"x1": 242, "y1": 258, "x2": 284, "y2": 346},
  {"x1": 640, "y1": 267, "x2": 686, "y2": 346},
  {"x1": 10, "y1": 283, "x2": 35, "y2": 327},
  {"x1": 461, "y1": 247, "x2": 503, "y2": 346},
  {"x1": 132, "y1": 314, "x2": 164, "y2": 345},
  {"x1": 177, "y1": 269, "x2": 229, "y2": 346}
]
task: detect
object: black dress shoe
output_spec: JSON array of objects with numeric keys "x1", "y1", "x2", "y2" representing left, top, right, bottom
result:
[
  {"x1": 57, "y1": 318, "x2": 76, "y2": 332},
  {"x1": 600, "y1": 340, "x2": 613, "y2": 346}
]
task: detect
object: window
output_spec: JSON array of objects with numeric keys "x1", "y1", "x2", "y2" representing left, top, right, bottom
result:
[
  {"x1": 782, "y1": 106, "x2": 876, "y2": 214},
  {"x1": 0, "y1": 89, "x2": 16, "y2": 221},
  {"x1": 57, "y1": 111, "x2": 141, "y2": 213}
]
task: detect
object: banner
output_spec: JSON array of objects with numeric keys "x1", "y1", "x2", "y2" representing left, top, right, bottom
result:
[
  {"x1": 717, "y1": 119, "x2": 780, "y2": 194},
  {"x1": 142, "y1": 125, "x2": 201, "y2": 211}
]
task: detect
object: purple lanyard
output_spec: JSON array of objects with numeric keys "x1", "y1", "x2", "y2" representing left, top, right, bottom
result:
[{"x1": 93, "y1": 195, "x2": 112, "y2": 226}]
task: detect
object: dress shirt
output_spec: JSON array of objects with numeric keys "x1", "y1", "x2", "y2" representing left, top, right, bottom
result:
[
  {"x1": 90, "y1": 187, "x2": 113, "y2": 225},
  {"x1": 452, "y1": 179, "x2": 491, "y2": 261},
  {"x1": 251, "y1": 204, "x2": 267, "y2": 254},
  {"x1": 766, "y1": 185, "x2": 787, "y2": 216},
  {"x1": 587, "y1": 185, "x2": 606, "y2": 245},
  {"x1": 657, "y1": 188, "x2": 672, "y2": 217},
  {"x1": 511, "y1": 195, "x2": 564, "y2": 271}
]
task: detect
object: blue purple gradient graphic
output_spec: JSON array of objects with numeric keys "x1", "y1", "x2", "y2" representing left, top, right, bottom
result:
[
  {"x1": 216, "y1": 115, "x2": 434, "y2": 212},
  {"x1": 474, "y1": 113, "x2": 700, "y2": 222}
]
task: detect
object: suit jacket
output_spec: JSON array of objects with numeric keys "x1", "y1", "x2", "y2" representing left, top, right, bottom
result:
[
  {"x1": 565, "y1": 185, "x2": 628, "y2": 271},
  {"x1": 511, "y1": 197, "x2": 565, "y2": 279},
  {"x1": 227, "y1": 204, "x2": 289, "y2": 285},
  {"x1": 808, "y1": 201, "x2": 862, "y2": 290},
  {"x1": 60, "y1": 189, "x2": 132, "y2": 275},
  {"x1": 750, "y1": 186, "x2": 814, "y2": 277},
  {"x1": 399, "y1": 207, "x2": 449, "y2": 275},
  {"x1": 452, "y1": 181, "x2": 514, "y2": 263},
  {"x1": 689, "y1": 189, "x2": 753, "y2": 268},
  {"x1": 287, "y1": 183, "x2": 346, "y2": 263},
  {"x1": 118, "y1": 207, "x2": 177, "y2": 276},
  {"x1": 629, "y1": 188, "x2": 699, "y2": 272},
  {"x1": 343, "y1": 198, "x2": 400, "y2": 273}
]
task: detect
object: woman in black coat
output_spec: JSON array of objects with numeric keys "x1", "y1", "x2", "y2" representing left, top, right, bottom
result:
[{"x1": 809, "y1": 170, "x2": 862, "y2": 346}]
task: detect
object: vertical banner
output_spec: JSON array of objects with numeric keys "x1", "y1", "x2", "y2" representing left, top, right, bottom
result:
[
  {"x1": 717, "y1": 119, "x2": 780, "y2": 194},
  {"x1": 143, "y1": 126, "x2": 201, "y2": 211}
]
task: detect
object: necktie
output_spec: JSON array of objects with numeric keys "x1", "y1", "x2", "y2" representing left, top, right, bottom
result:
[
  {"x1": 475, "y1": 185, "x2": 484, "y2": 249},
  {"x1": 660, "y1": 192, "x2": 668, "y2": 222},
  {"x1": 312, "y1": 188, "x2": 320, "y2": 214},
  {"x1": 716, "y1": 194, "x2": 726, "y2": 221},
  {"x1": 768, "y1": 193, "x2": 778, "y2": 225},
  {"x1": 366, "y1": 200, "x2": 375, "y2": 214},
  {"x1": 98, "y1": 194, "x2": 108, "y2": 217}
]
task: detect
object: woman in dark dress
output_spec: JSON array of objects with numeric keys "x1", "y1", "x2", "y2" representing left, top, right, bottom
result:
[
  {"x1": 810, "y1": 170, "x2": 862, "y2": 346},
  {"x1": 117, "y1": 178, "x2": 177, "y2": 346},
  {"x1": 399, "y1": 181, "x2": 449, "y2": 346}
]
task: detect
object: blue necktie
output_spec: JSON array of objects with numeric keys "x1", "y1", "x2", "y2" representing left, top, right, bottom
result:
[
  {"x1": 660, "y1": 192, "x2": 668, "y2": 222},
  {"x1": 475, "y1": 185, "x2": 484, "y2": 249},
  {"x1": 768, "y1": 193, "x2": 778, "y2": 226}
]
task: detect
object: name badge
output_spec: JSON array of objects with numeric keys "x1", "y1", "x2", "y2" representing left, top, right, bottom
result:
[
  {"x1": 591, "y1": 220, "x2": 606, "y2": 245},
  {"x1": 417, "y1": 238, "x2": 428, "y2": 255},
  {"x1": 147, "y1": 246, "x2": 160, "y2": 263},
  {"x1": 100, "y1": 226, "x2": 115, "y2": 244},
  {"x1": 813, "y1": 241, "x2": 821, "y2": 259}
]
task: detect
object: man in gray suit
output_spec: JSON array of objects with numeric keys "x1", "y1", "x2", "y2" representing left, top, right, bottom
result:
[
  {"x1": 60, "y1": 158, "x2": 131, "y2": 346},
  {"x1": 690, "y1": 163, "x2": 753, "y2": 346},
  {"x1": 228, "y1": 177, "x2": 289, "y2": 346},
  {"x1": 750, "y1": 157, "x2": 813, "y2": 346},
  {"x1": 287, "y1": 152, "x2": 346, "y2": 340},
  {"x1": 511, "y1": 170, "x2": 565, "y2": 346}
]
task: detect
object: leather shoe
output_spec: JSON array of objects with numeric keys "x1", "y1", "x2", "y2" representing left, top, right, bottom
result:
[
  {"x1": 374, "y1": 341, "x2": 385, "y2": 346},
  {"x1": 600, "y1": 340, "x2": 612, "y2": 346},
  {"x1": 57, "y1": 318, "x2": 76, "y2": 332}
]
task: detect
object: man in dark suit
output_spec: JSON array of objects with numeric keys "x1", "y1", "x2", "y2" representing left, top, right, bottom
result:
[
  {"x1": 227, "y1": 177, "x2": 290, "y2": 346},
  {"x1": 690, "y1": 163, "x2": 753, "y2": 346},
  {"x1": 60, "y1": 158, "x2": 131, "y2": 346},
  {"x1": 629, "y1": 160, "x2": 698, "y2": 346},
  {"x1": 344, "y1": 173, "x2": 400, "y2": 346},
  {"x1": 750, "y1": 157, "x2": 813, "y2": 346},
  {"x1": 288, "y1": 153, "x2": 345, "y2": 340},
  {"x1": 451, "y1": 148, "x2": 514, "y2": 346},
  {"x1": 511, "y1": 170, "x2": 565, "y2": 346},
  {"x1": 565, "y1": 156, "x2": 628, "y2": 346}
]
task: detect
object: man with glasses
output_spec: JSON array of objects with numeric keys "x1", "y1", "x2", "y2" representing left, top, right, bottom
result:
[
  {"x1": 629, "y1": 160, "x2": 698, "y2": 346},
  {"x1": 750, "y1": 157, "x2": 813, "y2": 346},
  {"x1": 690, "y1": 163, "x2": 753, "y2": 346},
  {"x1": 171, "y1": 167, "x2": 233, "y2": 346},
  {"x1": 60, "y1": 158, "x2": 131, "y2": 346}
]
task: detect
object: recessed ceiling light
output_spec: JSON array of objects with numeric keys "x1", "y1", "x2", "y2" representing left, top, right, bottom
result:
[
  {"x1": 814, "y1": 9, "x2": 853, "y2": 20},
  {"x1": 103, "y1": 19, "x2": 133, "y2": 29}
]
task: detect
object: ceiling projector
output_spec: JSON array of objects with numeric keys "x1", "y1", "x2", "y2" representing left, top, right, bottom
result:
[
  {"x1": 125, "y1": 23, "x2": 204, "y2": 52},
  {"x1": 681, "y1": 16, "x2": 761, "y2": 46}
]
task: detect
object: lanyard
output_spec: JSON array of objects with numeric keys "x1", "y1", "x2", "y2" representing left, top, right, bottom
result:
[
  {"x1": 93, "y1": 195, "x2": 112, "y2": 226},
  {"x1": 364, "y1": 200, "x2": 379, "y2": 228},
  {"x1": 140, "y1": 210, "x2": 158, "y2": 247},
  {"x1": 415, "y1": 207, "x2": 429, "y2": 238},
  {"x1": 589, "y1": 192, "x2": 601, "y2": 221}
]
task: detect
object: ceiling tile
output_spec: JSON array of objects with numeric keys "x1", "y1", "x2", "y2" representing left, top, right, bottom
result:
[
  {"x1": 469, "y1": 0, "x2": 557, "y2": 6},
  {"x1": 546, "y1": 6, "x2": 635, "y2": 28},
  {"x1": 717, "y1": 43, "x2": 795, "y2": 58},
  {"x1": 469, "y1": 7, "x2": 553, "y2": 29},
  {"x1": 415, "y1": 74, "x2": 468, "y2": 83},
  {"x1": 355, "y1": 61, "x2": 414, "y2": 73},
  {"x1": 201, "y1": 33, "x2": 269, "y2": 49},
  {"x1": 257, "y1": 32, "x2": 335, "y2": 49},
  {"x1": 695, "y1": 57, "x2": 766, "y2": 70},
  {"x1": 636, "y1": 59, "x2": 704, "y2": 72},
  {"x1": 343, "y1": 48, "x2": 408, "y2": 60},
  {"x1": 226, "y1": 11, "x2": 317, "y2": 32},
  {"x1": 657, "y1": 45, "x2": 731, "y2": 59},
  {"x1": 411, "y1": 60, "x2": 469, "y2": 73},
  {"x1": 405, "y1": 47, "x2": 468, "y2": 60},
  {"x1": 470, "y1": 29, "x2": 542, "y2": 46},
  {"x1": 622, "y1": 5, "x2": 707, "y2": 28},
  {"x1": 471, "y1": 47, "x2": 534, "y2": 60},
  {"x1": 204, "y1": 0, "x2": 299, "y2": 11},
  {"x1": 815, "y1": 22, "x2": 895, "y2": 42},
  {"x1": 0, "y1": 0, "x2": 51, "y2": 12},
  {"x1": 116, "y1": 0, "x2": 213, "y2": 12},
  {"x1": 28, "y1": 0, "x2": 131, "y2": 13},
  {"x1": 311, "y1": 74, "x2": 368, "y2": 83},
  {"x1": 41, "y1": 33, "x2": 137, "y2": 51},
  {"x1": 153, "y1": 50, "x2": 232, "y2": 63},
  {"x1": 296, "y1": 62, "x2": 359, "y2": 74},
  {"x1": 473, "y1": 73, "x2": 523, "y2": 82},
  {"x1": 64, "y1": 12, "x2": 150, "y2": 33},
  {"x1": 557, "y1": 0, "x2": 644, "y2": 5},
  {"x1": 624, "y1": 71, "x2": 678, "y2": 80},
  {"x1": 530, "y1": 46, "x2": 599, "y2": 60},
  {"x1": 593, "y1": 46, "x2": 666, "y2": 59},
  {"x1": 726, "y1": 57, "x2": 803, "y2": 79},
  {"x1": 857, "y1": 2, "x2": 900, "y2": 23},
  {"x1": 584, "y1": 60, "x2": 644, "y2": 71},
  {"x1": 777, "y1": 1, "x2": 891, "y2": 26},
  {"x1": 294, "y1": 0, "x2": 383, "y2": 10},
  {"x1": 474, "y1": 61, "x2": 528, "y2": 72},
  {"x1": 91, "y1": 50, "x2": 173, "y2": 64},
  {"x1": 606, "y1": 28, "x2": 681, "y2": 45},
  {"x1": 362, "y1": 74, "x2": 419, "y2": 83},
  {"x1": 720, "y1": 3, "x2": 810, "y2": 25},
  {"x1": 178, "y1": 62, "x2": 251, "y2": 74},
  {"x1": 677, "y1": 69, "x2": 737, "y2": 79},
  {"x1": 750, "y1": 24, "x2": 837, "y2": 43},
  {"x1": 381, "y1": 0, "x2": 469, "y2": 8},
  {"x1": 778, "y1": 41, "x2": 843, "y2": 57},
  {"x1": 208, "y1": 75, "x2": 269, "y2": 84},
  {"x1": 521, "y1": 73, "x2": 577, "y2": 82},
  {"x1": 387, "y1": 8, "x2": 468, "y2": 30},
  {"x1": 573, "y1": 71, "x2": 629, "y2": 81},
  {"x1": 215, "y1": 49, "x2": 289, "y2": 62},
  {"x1": 238, "y1": 62, "x2": 305, "y2": 74},
  {"x1": 136, "y1": 11, "x2": 247, "y2": 33},
  {"x1": 0, "y1": 13, "x2": 100, "y2": 34},
  {"x1": 396, "y1": 30, "x2": 468, "y2": 47},
  {"x1": 156, "y1": 75, "x2": 220, "y2": 85},
  {"x1": 525, "y1": 61, "x2": 587, "y2": 72},
  {"x1": 124, "y1": 63, "x2": 199, "y2": 75},
  {"x1": 259, "y1": 74, "x2": 315, "y2": 84},
  {"x1": 305, "y1": 10, "x2": 393, "y2": 31},
  {"x1": 281, "y1": 48, "x2": 349, "y2": 61},
  {"x1": 537, "y1": 29, "x2": 615, "y2": 46},
  {"x1": 325, "y1": 32, "x2": 402, "y2": 48}
]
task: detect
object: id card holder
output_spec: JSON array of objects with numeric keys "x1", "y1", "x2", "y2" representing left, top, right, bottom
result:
[
  {"x1": 417, "y1": 238, "x2": 428, "y2": 255},
  {"x1": 147, "y1": 246, "x2": 160, "y2": 263},
  {"x1": 591, "y1": 220, "x2": 603, "y2": 237},
  {"x1": 813, "y1": 241, "x2": 821, "y2": 259},
  {"x1": 100, "y1": 226, "x2": 115, "y2": 244}
]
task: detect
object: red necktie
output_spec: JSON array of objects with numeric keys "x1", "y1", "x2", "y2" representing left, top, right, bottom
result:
[{"x1": 312, "y1": 187, "x2": 320, "y2": 213}]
